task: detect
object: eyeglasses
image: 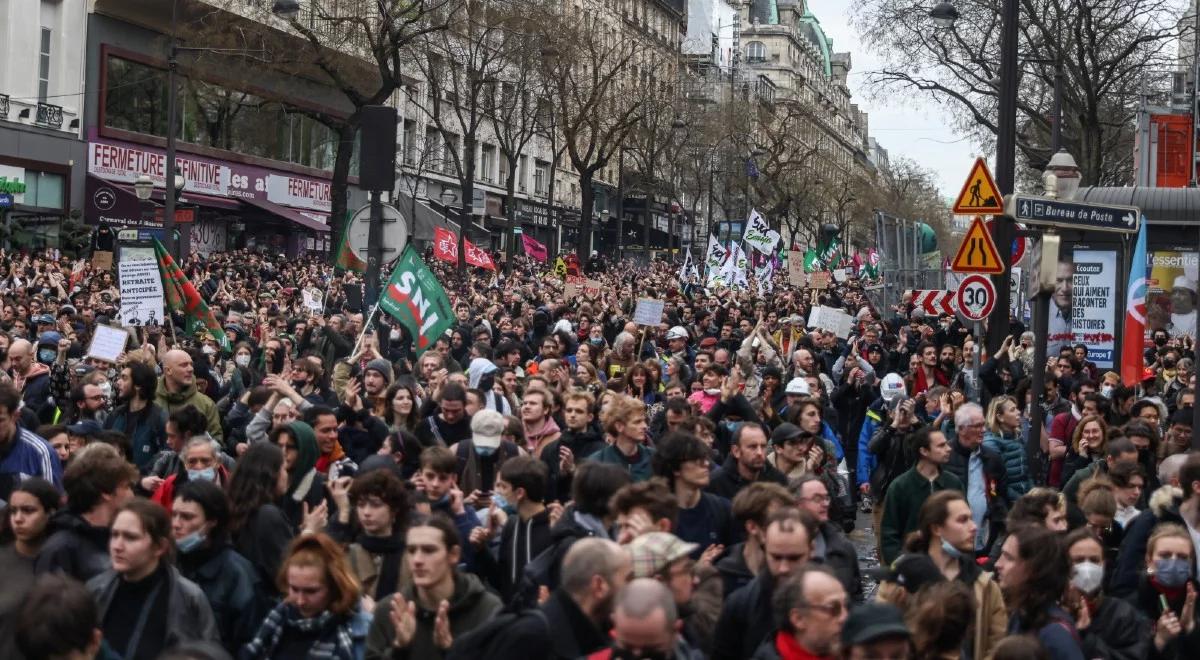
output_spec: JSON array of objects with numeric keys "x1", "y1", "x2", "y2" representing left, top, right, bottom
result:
[
  {"x1": 799, "y1": 494, "x2": 831, "y2": 504},
  {"x1": 804, "y1": 599, "x2": 847, "y2": 618}
]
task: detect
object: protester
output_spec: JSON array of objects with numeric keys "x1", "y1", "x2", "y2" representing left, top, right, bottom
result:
[{"x1": 0, "y1": 477, "x2": 59, "y2": 659}]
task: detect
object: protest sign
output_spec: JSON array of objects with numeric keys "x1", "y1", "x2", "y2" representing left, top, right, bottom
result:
[
  {"x1": 807, "y1": 305, "x2": 855, "y2": 339},
  {"x1": 302, "y1": 288, "x2": 324, "y2": 314},
  {"x1": 809, "y1": 272, "x2": 830, "y2": 290},
  {"x1": 788, "y1": 250, "x2": 805, "y2": 286},
  {"x1": 633, "y1": 298, "x2": 665, "y2": 326},
  {"x1": 118, "y1": 257, "x2": 164, "y2": 327},
  {"x1": 87, "y1": 325, "x2": 131, "y2": 363}
]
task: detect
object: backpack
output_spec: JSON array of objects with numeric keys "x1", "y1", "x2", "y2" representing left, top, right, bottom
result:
[{"x1": 444, "y1": 607, "x2": 548, "y2": 660}]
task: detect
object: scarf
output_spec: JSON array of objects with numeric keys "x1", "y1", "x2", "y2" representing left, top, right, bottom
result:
[
  {"x1": 241, "y1": 602, "x2": 356, "y2": 660},
  {"x1": 773, "y1": 630, "x2": 833, "y2": 660},
  {"x1": 358, "y1": 531, "x2": 406, "y2": 601},
  {"x1": 316, "y1": 441, "x2": 347, "y2": 474},
  {"x1": 524, "y1": 417, "x2": 560, "y2": 452}
]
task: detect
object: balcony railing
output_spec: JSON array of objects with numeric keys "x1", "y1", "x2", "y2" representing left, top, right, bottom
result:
[
  {"x1": 0, "y1": 94, "x2": 8, "y2": 120},
  {"x1": 36, "y1": 102, "x2": 63, "y2": 128}
]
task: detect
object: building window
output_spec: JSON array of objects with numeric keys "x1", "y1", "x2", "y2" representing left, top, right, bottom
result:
[
  {"x1": 534, "y1": 161, "x2": 548, "y2": 196},
  {"x1": 24, "y1": 171, "x2": 64, "y2": 209},
  {"x1": 38, "y1": 28, "x2": 51, "y2": 101},
  {"x1": 480, "y1": 144, "x2": 495, "y2": 183},
  {"x1": 746, "y1": 42, "x2": 766, "y2": 64}
]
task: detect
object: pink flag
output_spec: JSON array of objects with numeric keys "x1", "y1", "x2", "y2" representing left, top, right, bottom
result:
[{"x1": 522, "y1": 233, "x2": 548, "y2": 261}]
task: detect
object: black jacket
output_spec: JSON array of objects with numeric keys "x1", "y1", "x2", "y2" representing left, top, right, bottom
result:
[
  {"x1": 1111, "y1": 487, "x2": 1184, "y2": 597},
  {"x1": 705, "y1": 455, "x2": 787, "y2": 501},
  {"x1": 815, "y1": 521, "x2": 863, "y2": 602},
  {"x1": 177, "y1": 542, "x2": 266, "y2": 653},
  {"x1": 477, "y1": 509, "x2": 554, "y2": 603},
  {"x1": 944, "y1": 434, "x2": 1009, "y2": 551},
  {"x1": 714, "y1": 542, "x2": 755, "y2": 598},
  {"x1": 522, "y1": 509, "x2": 603, "y2": 594},
  {"x1": 867, "y1": 423, "x2": 916, "y2": 498},
  {"x1": 1079, "y1": 595, "x2": 1151, "y2": 660},
  {"x1": 232, "y1": 503, "x2": 294, "y2": 596},
  {"x1": 711, "y1": 571, "x2": 776, "y2": 660},
  {"x1": 34, "y1": 510, "x2": 110, "y2": 582}
]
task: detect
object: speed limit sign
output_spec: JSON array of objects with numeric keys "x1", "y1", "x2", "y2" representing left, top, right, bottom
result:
[{"x1": 956, "y1": 274, "x2": 996, "y2": 321}]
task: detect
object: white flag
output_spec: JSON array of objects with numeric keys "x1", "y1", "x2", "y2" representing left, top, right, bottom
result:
[
  {"x1": 678, "y1": 250, "x2": 694, "y2": 282},
  {"x1": 723, "y1": 242, "x2": 749, "y2": 289},
  {"x1": 756, "y1": 258, "x2": 775, "y2": 296},
  {"x1": 743, "y1": 209, "x2": 779, "y2": 254},
  {"x1": 704, "y1": 234, "x2": 728, "y2": 275}
]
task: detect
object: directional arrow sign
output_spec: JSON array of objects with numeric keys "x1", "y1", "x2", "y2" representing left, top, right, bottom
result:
[
  {"x1": 1006, "y1": 194, "x2": 1140, "y2": 234},
  {"x1": 909, "y1": 290, "x2": 957, "y2": 316}
]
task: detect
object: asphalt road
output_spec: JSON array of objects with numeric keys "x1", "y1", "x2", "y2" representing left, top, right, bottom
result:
[{"x1": 851, "y1": 505, "x2": 881, "y2": 600}]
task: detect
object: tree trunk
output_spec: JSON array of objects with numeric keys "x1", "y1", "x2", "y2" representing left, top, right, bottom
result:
[
  {"x1": 458, "y1": 134, "x2": 477, "y2": 275},
  {"x1": 329, "y1": 119, "x2": 358, "y2": 262},
  {"x1": 579, "y1": 170, "x2": 595, "y2": 259},
  {"x1": 503, "y1": 155, "x2": 519, "y2": 274}
]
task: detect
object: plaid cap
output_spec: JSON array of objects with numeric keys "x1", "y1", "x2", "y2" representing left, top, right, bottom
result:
[{"x1": 628, "y1": 532, "x2": 698, "y2": 578}]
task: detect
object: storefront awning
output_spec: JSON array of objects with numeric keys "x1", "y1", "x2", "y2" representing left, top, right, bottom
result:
[
  {"x1": 241, "y1": 196, "x2": 330, "y2": 232},
  {"x1": 150, "y1": 188, "x2": 241, "y2": 211}
]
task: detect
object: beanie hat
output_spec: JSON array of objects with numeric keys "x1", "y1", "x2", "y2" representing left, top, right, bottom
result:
[{"x1": 365, "y1": 358, "x2": 394, "y2": 386}]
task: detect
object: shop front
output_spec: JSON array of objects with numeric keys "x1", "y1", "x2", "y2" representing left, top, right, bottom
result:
[{"x1": 85, "y1": 137, "x2": 331, "y2": 257}]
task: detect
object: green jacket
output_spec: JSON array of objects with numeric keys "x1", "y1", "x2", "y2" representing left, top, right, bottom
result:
[
  {"x1": 880, "y1": 466, "x2": 964, "y2": 564},
  {"x1": 154, "y1": 378, "x2": 223, "y2": 442}
]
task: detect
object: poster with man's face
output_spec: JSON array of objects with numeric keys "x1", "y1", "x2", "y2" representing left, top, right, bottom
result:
[{"x1": 1147, "y1": 251, "x2": 1198, "y2": 339}]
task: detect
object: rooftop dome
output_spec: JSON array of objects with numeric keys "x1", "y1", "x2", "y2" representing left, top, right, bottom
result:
[{"x1": 798, "y1": 8, "x2": 832, "y2": 79}]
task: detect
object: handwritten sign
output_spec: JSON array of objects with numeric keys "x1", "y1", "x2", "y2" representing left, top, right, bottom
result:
[
  {"x1": 86, "y1": 325, "x2": 131, "y2": 364},
  {"x1": 788, "y1": 250, "x2": 804, "y2": 286},
  {"x1": 91, "y1": 251, "x2": 113, "y2": 272},
  {"x1": 633, "y1": 298, "x2": 665, "y2": 326},
  {"x1": 809, "y1": 272, "x2": 830, "y2": 290},
  {"x1": 807, "y1": 305, "x2": 855, "y2": 339}
]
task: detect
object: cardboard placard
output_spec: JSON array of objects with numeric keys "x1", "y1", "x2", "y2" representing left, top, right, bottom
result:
[
  {"x1": 787, "y1": 250, "x2": 804, "y2": 286},
  {"x1": 633, "y1": 298, "x2": 665, "y2": 326},
  {"x1": 302, "y1": 288, "x2": 324, "y2": 314},
  {"x1": 807, "y1": 305, "x2": 855, "y2": 339},
  {"x1": 91, "y1": 251, "x2": 113, "y2": 272},
  {"x1": 809, "y1": 272, "x2": 830, "y2": 290},
  {"x1": 87, "y1": 325, "x2": 131, "y2": 364}
]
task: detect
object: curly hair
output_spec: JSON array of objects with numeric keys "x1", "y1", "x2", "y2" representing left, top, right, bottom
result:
[
  {"x1": 907, "y1": 580, "x2": 975, "y2": 658},
  {"x1": 1004, "y1": 526, "x2": 1070, "y2": 629}
]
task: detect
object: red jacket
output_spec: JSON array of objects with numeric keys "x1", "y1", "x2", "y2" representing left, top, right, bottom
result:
[{"x1": 150, "y1": 465, "x2": 229, "y2": 515}]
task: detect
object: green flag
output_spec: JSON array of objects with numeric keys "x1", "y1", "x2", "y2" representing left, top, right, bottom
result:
[
  {"x1": 803, "y1": 248, "x2": 820, "y2": 273},
  {"x1": 334, "y1": 214, "x2": 366, "y2": 273},
  {"x1": 153, "y1": 239, "x2": 230, "y2": 351},
  {"x1": 379, "y1": 245, "x2": 454, "y2": 355}
]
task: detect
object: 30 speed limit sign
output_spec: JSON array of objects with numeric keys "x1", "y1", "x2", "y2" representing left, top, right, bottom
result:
[{"x1": 956, "y1": 274, "x2": 996, "y2": 321}]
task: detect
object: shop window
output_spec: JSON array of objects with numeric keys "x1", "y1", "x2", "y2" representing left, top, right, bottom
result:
[{"x1": 24, "y1": 171, "x2": 63, "y2": 209}]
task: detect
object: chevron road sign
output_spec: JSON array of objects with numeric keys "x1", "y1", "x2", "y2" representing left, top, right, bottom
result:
[{"x1": 909, "y1": 290, "x2": 957, "y2": 316}]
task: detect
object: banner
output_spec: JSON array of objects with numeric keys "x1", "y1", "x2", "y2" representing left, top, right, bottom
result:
[
  {"x1": 743, "y1": 209, "x2": 779, "y2": 254},
  {"x1": 522, "y1": 233, "x2": 548, "y2": 261},
  {"x1": 704, "y1": 234, "x2": 727, "y2": 274},
  {"x1": 722, "y1": 243, "x2": 749, "y2": 289},
  {"x1": 678, "y1": 250, "x2": 696, "y2": 282},
  {"x1": 1124, "y1": 221, "x2": 1148, "y2": 386},
  {"x1": 1070, "y1": 249, "x2": 1118, "y2": 368},
  {"x1": 153, "y1": 240, "x2": 230, "y2": 350},
  {"x1": 118, "y1": 257, "x2": 164, "y2": 327},
  {"x1": 432, "y1": 227, "x2": 496, "y2": 270},
  {"x1": 755, "y1": 259, "x2": 774, "y2": 296},
  {"x1": 380, "y1": 245, "x2": 455, "y2": 355},
  {"x1": 335, "y1": 217, "x2": 367, "y2": 273},
  {"x1": 1146, "y1": 249, "x2": 1198, "y2": 338}
]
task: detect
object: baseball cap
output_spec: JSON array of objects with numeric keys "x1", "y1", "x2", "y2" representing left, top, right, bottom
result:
[
  {"x1": 66, "y1": 419, "x2": 103, "y2": 437},
  {"x1": 841, "y1": 603, "x2": 911, "y2": 647},
  {"x1": 880, "y1": 373, "x2": 906, "y2": 404},
  {"x1": 37, "y1": 331, "x2": 62, "y2": 347},
  {"x1": 868, "y1": 553, "x2": 944, "y2": 594},
  {"x1": 628, "y1": 532, "x2": 698, "y2": 578},
  {"x1": 35, "y1": 314, "x2": 55, "y2": 325},
  {"x1": 699, "y1": 336, "x2": 718, "y2": 349},
  {"x1": 865, "y1": 343, "x2": 884, "y2": 354},
  {"x1": 666, "y1": 326, "x2": 689, "y2": 341},
  {"x1": 784, "y1": 377, "x2": 810, "y2": 395},
  {"x1": 770, "y1": 423, "x2": 803, "y2": 445},
  {"x1": 470, "y1": 409, "x2": 506, "y2": 450}
]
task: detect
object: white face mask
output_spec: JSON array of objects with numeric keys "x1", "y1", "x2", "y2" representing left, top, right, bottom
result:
[
  {"x1": 1070, "y1": 560, "x2": 1104, "y2": 595},
  {"x1": 389, "y1": 330, "x2": 401, "y2": 341},
  {"x1": 201, "y1": 345, "x2": 216, "y2": 356},
  {"x1": 235, "y1": 354, "x2": 251, "y2": 368}
]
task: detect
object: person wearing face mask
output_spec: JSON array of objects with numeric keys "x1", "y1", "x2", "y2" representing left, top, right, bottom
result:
[
  {"x1": 449, "y1": 409, "x2": 521, "y2": 511},
  {"x1": 902, "y1": 490, "x2": 1007, "y2": 660},
  {"x1": 105, "y1": 361, "x2": 168, "y2": 474},
  {"x1": 472, "y1": 456, "x2": 553, "y2": 603},
  {"x1": 1132, "y1": 524, "x2": 1200, "y2": 656},
  {"x1": 1062, "y1": 528, "x2": 1150, "y2": 660},
  {"x1": 150, "y1": 436, "x2": 230, "y2": 516},
  {"x1": 171, "y1": 479, "x2": 264, "y2": 654}
]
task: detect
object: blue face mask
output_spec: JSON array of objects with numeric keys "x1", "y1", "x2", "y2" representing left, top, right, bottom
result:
[
  {"x1": 176, "y1": 531, "x2": 206, "y2": 554},
  {"x1": 941, "y1": 538, "x2": 964, "y2": 560},
  {"x1": 187, "y1": 467, "x2": 216, "y2": 483},
  {"x1": 1154, "y1": 557, "x2": 1192, "y2": 588},
  {"x1": 493, "y1": 492, "x2": 518, "y2": 516},
  {"x1": 475, "y1": 445, "x2": 496, "y2": 458}
]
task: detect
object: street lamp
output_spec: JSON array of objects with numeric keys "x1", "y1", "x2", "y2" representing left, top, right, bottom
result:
[
  {"x1": 930, "y1": 1, "x2": 960, "y2": 30},
  {"x1": 1042, "y1": 150, "x2": 1080, "y2": 201},
  {"x1": 134, "y1": 175, "x2": 154, "y2": 201},
  {"x1": 930, "y1": 0, "x2": 1018, "y2": 356},
  {"x1": 161, "y1": 0, "x2": 298, "y2": 260}
]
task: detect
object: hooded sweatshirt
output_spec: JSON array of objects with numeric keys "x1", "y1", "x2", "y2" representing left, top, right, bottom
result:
[
  {"x1": 154, "y1": 377, "x2": 223, "y2": 441},
  {"x1": 365, "y1": 571, "x2": 502, "y2": 659}
]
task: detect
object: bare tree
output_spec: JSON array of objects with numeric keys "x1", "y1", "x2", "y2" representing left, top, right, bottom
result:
[
  {"x1": 855, "y1": 0, "x2": 1179, "y2": 185},
  {"x1": 535, "y1": 7, "x2": 646, "y2": 258}
]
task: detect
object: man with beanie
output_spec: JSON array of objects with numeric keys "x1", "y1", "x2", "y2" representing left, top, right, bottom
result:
[
  {"x1": 450, "y1": 409, "x2": 521, "y2": 507},
  {"x1": 839, "y1": 603, "x2": 912, "y2": 659}
]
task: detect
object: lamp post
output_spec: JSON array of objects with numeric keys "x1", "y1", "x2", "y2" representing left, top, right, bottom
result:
[
  {"x1": 161, "y1": 0, "x2": 298, "y2": 260},
  {"x1": 931, "y1": 0, "x2": 1018, "y2": 356}
]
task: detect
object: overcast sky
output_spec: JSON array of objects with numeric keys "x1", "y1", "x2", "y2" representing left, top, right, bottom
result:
[{"x1": 816, "y1": 0, "x2": 978, "y2": 198}]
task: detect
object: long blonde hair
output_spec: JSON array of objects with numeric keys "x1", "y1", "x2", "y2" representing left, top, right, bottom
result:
[{"x1": 985, "y1": 395, "x2": 1018, "y2": 434}]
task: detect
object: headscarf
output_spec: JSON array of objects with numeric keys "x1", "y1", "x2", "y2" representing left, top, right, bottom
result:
[{"x1": 286, "y1": 420, "x2": 318, "y2": 493}]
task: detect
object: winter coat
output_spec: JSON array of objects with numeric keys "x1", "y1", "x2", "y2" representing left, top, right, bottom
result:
[
  {"x1": 814, "y1": 521, "x2": 862, "y2": 602},
  {"x1": 866, "y1": 421, "x2": 919, "y2": 500},
  {"x1": 958, "y1": 557, "x2": 1007, "y2": 660},
  {"x1": 105, "y1": 401, "x2": 169, "y2": 473},
  {"x1": 706, "y1": 454, "x2": 787, "y2": 501},
  {"x1": 1111, "y1": 485, "x2": 1184, "y2": 597},
  {"x1": 34, "y1": 509, "x2": 111, "y2": 582},
  {"x1": 88, "y1": 565, "x2": 219, "y2": 650},
  {"x1": 177, "y1": 543, "x2": 265, "y2": 653},
  {"x1": 232, "y1": 503, "x2": 294, "y2": 596},
  {"x1": 476, "y1": 509, "x2": 554, "y2": 603},
  {"x1": 711, "y1": 571, "x2": 776, "y2": 660},
  {"x1": 983, "y1": 423, "x2": 1033, "y2": 503},
  {"x1": 587, "y1": 442, "x2": 656, "y2": 483},
  {"x1": 365, "y1": 572, "x2": 502, "y2": 660},
  {"x1": 715, "y1": 542, "x2": 756, "y2": 598},
  {"x1": 879, "y1": 467, "x2": 964, "y2": 565},
  {"x1": 1006, "y1": 605, "x2": 1085, "y2": 660},
  {"x1": 1078, "y1": 595, "x2": 1151, "y2": 660},
  {"x1": 944, "y1": 432, "x2": 1008, "y2": 549},
  {"x1": 155, "y1": 378, "x2": 224, "y2": 442}
]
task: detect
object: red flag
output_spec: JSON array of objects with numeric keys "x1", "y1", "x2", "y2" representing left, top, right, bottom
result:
[
  {"x1": 522, "y1": 233, "x2": 548, "y2": 261},
  {"x1": 433, "y1": 227, "x2": 495, "y2": 270}
]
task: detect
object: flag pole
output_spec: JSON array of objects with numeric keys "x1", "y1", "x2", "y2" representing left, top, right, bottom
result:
[{"x1": 350, "y1": 302, "x2": 381, "y2": 358}]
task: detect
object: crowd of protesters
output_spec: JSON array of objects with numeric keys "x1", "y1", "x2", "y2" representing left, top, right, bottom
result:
[{"x1": 0, "y1": 244, "x2": 1197, "y2": 660}]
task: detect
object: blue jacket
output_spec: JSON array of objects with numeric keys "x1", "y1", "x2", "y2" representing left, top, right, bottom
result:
[
  {"x1": 0, "y1": 426, "x2": 62, "y2": 497},
  {"x1": 105, "y1": 402, "x2": 168, "y2": 473},
  {"x1": 983, "y1": 421, "x2": 1033, "y2": 504},
  {"x1": 822, "y1": 421, "x2": 844, "y2": 462},
  {"x1": 856, "y1": 400, "x2": 886, "y2": 486}
]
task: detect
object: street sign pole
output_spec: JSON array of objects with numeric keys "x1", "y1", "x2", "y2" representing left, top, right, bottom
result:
[{"x1": 1028, "y1": 232, "x2": 1054, "y2": 484}]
